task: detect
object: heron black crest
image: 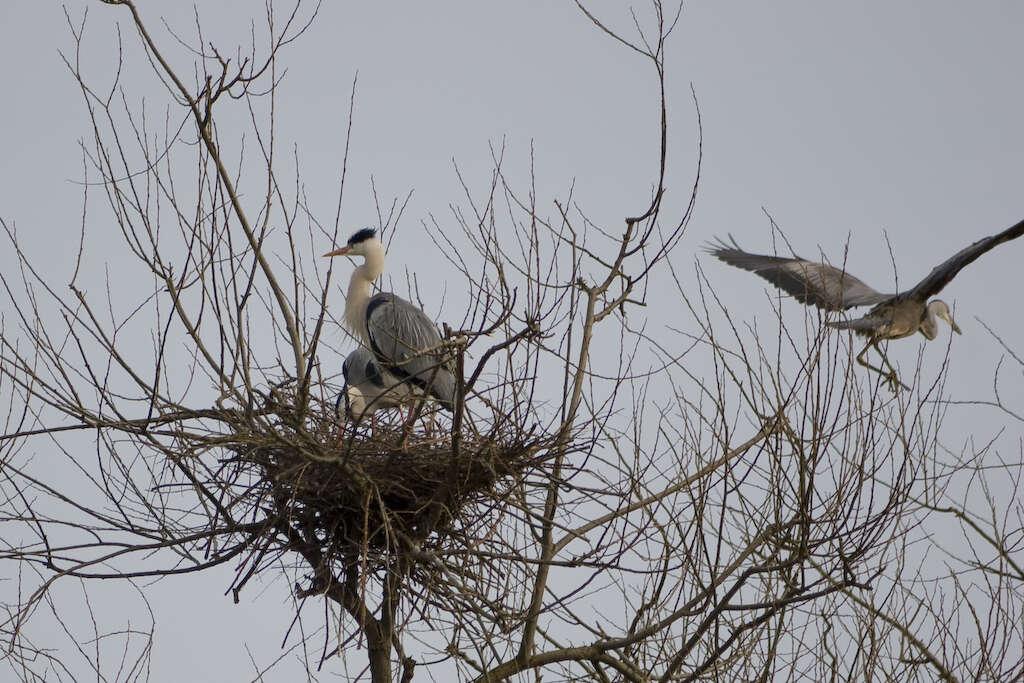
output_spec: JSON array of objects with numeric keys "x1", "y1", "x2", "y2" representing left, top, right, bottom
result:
[{"x1": 348, "y1": 228, "x2": 377, "y2": 245}]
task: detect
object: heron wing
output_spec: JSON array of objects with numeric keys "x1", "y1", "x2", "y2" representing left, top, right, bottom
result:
[
  {"x1": 903, "y1": 217, "x2": 1024, "y2": 300},
  {"x1": 707, "y1": 238, "x2": 893, "y2": 310},
  {"x1": 358, "y1": 358, "x2": 388, "y2": 389},
  {"x1": 365, "y1": 293, "x2": 457, "y2": 409}
]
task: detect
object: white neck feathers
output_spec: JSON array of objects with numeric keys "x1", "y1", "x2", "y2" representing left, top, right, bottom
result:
[{"x1": 343, "y1": 238, "x2": 385, "y2": 344}]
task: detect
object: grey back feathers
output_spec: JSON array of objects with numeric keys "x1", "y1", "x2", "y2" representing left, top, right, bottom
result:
[{"x1": 365, "y1": 292, "x2": 456, "y2": 412}]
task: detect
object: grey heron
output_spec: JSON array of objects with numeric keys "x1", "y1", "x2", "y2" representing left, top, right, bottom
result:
[
  {"x1": 708, "y1": 217, "x2": 1024, "y2": 389},
  {"x1": 335, "y1": 346, "x2": 416, "y2": 424},
  {"x1": 324, "y1": 228, "x2": 457, "y2": 412}
]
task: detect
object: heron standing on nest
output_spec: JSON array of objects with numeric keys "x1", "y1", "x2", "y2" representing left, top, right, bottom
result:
[
  {"x1": 324, "y1": 229, "x2": 457, "y2": 421},
  {"x1": 708, "y1": 217, "x2": 1024, "y2": 390}
]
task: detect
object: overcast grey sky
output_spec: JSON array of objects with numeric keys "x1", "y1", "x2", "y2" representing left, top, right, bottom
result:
[{"x1": 2, "y1": 2, "x2": 1022, "y2": 680}]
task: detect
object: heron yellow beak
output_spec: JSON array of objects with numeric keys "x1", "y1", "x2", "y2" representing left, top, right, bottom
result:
[{"x1": 323, "y1": 245, "x2": 351, "y2": 258}]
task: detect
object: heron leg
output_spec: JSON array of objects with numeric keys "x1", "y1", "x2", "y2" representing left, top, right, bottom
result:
[
  {"x1": 876, "y1": 344, "x2": 910, "y2": 392},
  {"x1": 427, "y1": 409, "x2": 438, "y2": 438},
  {"x1": 398, "y1": 400, "x2": 424, "y2": 452},
  {"x1": 855, "y1": 340, "x2": 908, "y2": 392},
  {"x1": 336, "y1": 413, "x2": 360, "y2": 446}
]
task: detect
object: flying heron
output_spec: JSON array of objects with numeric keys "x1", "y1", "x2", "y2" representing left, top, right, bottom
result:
[
  {"x1": 335, "y1": 346, "x2": 416, "y2": 426},
  {"x1": 324, "y1": 228, "x2": 457, "y2": 413},
  {"x1": 707, "y1": 217, "x2": 1024, "y2": 389}
]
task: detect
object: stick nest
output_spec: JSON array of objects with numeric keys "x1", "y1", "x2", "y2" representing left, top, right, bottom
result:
[{"x1": 232, "y1": 399, "x2": 549, "y2": 559}]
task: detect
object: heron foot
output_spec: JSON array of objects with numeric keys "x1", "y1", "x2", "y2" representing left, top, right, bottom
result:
[{"x1": 885, "y1": 370, "x2": 909, "y2": 393}]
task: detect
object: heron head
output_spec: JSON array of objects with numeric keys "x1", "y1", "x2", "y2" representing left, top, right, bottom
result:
[
  {"x1": 323, "y1": 228, "x2": 378, "y2": 258},
  {"x1": 929, "y1": 299, "x2": 961, "y2": 335}
]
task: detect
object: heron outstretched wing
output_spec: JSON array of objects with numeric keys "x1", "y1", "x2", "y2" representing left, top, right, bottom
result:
[
  {"x1": 707, "y1": 237, "x2": 893, "y2": 311},
  {"x1": 902, "y1": 217, "x2": 1024, "y2": 301},
  {"x1": 365, "y1": 293, "x2": 456, "y2": 409}
]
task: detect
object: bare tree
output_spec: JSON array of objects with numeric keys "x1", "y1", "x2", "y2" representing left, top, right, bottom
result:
[{"x1": 1, "y1": 1, "x2": 1021, "y2": 681}]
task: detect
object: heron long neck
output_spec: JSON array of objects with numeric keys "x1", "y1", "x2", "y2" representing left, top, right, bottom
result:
[
  {"x1": 919, "y1": 301, "x2": 939, "y2": 340},
  {"x1": 343, "y1": 242, "x2": 385, "y2": 344}
]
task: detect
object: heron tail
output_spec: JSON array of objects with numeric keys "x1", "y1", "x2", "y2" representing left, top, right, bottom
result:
[
  {"x1": 428, "y1": 369, "x2": 458, "y2": 412},
  {"x1": 827, "y1": 317, "x2": 881, "y2": 337}
]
